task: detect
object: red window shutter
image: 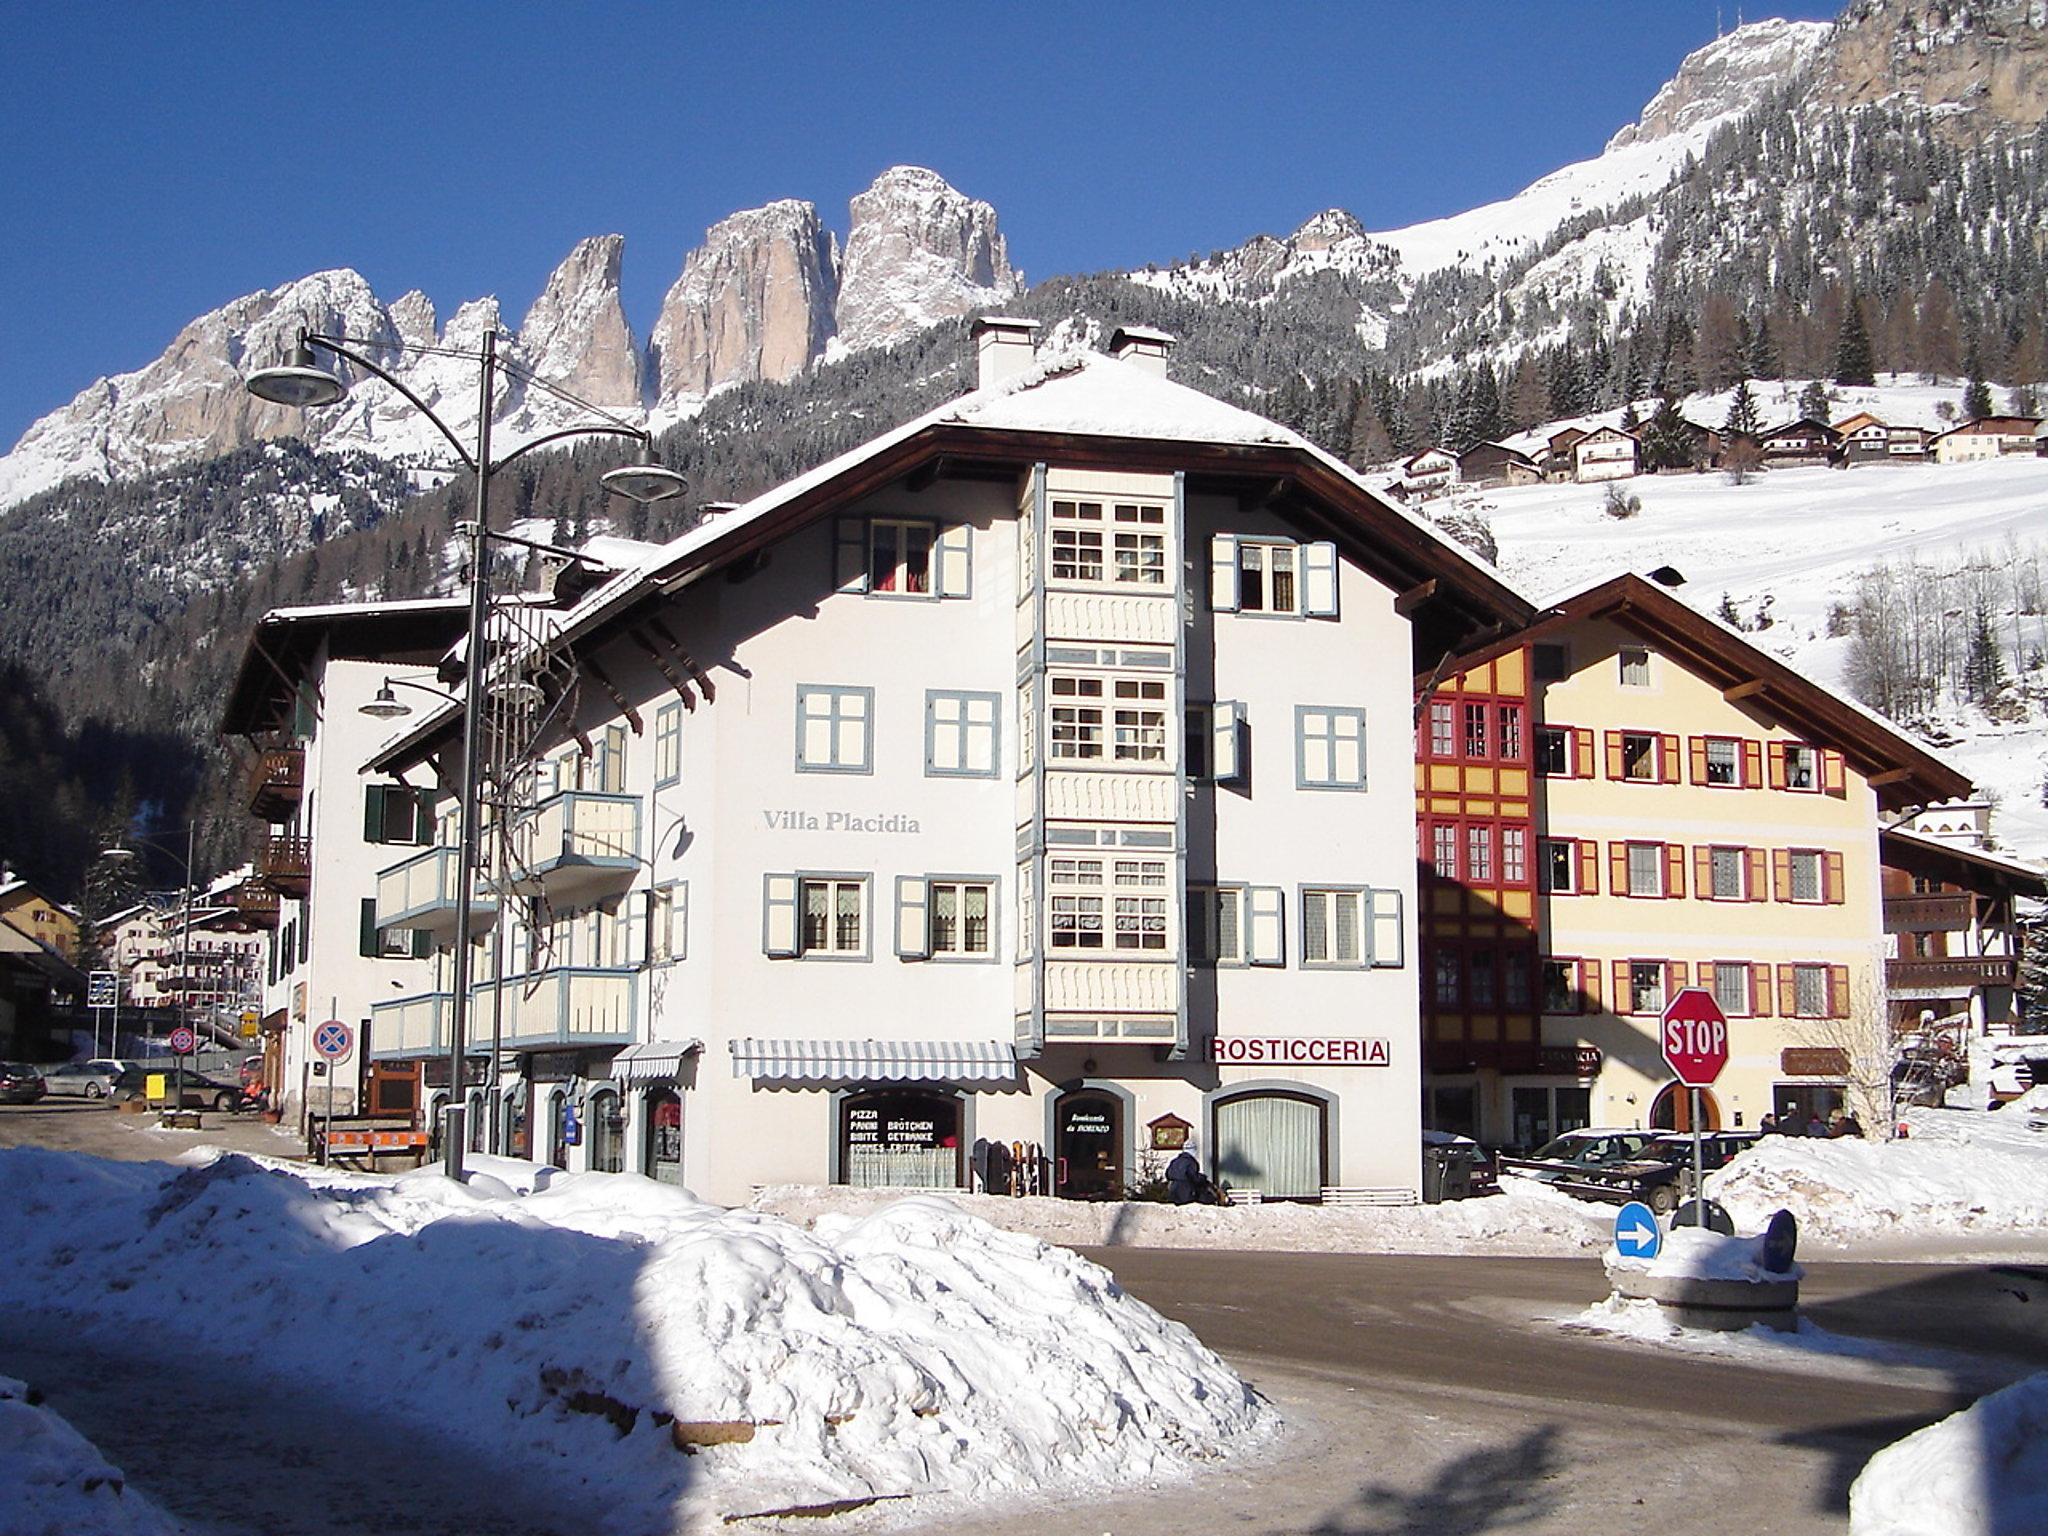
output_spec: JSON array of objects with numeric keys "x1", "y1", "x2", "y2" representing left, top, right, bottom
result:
[
  {"x1": 1828, "y1": 965, "x2": 1851, "y2": 1018},
  {"x1": 1576, "y1": 840, "x2": 1598, "y2": 895},
  {"x1": 1580, "y1": 959, "x2": 1601, "y2": 1011},
  {"x1": 1822, "y1": 750, "x2": 1847, "y2": 798},
  {"x1": 1688, "y1": 736, "x2": 1709, "y2": 785},
  {"x1": 1604, "y1": 730, "x2": 1625, "y2": 780},
  {"x1": 1573, "y1": 728, "x2": 1596, "y2": 779},
  {"x1": 1742, "y1": 739, "x2": 1764, "y2": 789},
  {"x1": 1750, "y1": 962, "x2": 1773, "y2": 1016},
  {"x1": 1825, "y1": 851, "x2": 1846, "y2": 905},
  {"x1": 1767, "y1": 741, "x2": 1788, "y2": 790},
  {"x1": 1663, "y1": 843, "x2": 1686, "y2": 899},
  {"x1": 1777, "y1": 964, "x2": 1797, "y2": 1018},
  {"x1": 1745, "y1": 847, "x2": 1769, "y2": 903},
  {"x1": 1608, "y1": 842, "x2": 1630, "y2": 896},
  {"x1": 1772, "y1": 848, "x2": 1793, "y2": 902},
  {"x1": 1694, "y1": 846, "x2": 1713, "y2": 898},
  {"x1": 1659, "y1": 734, "x2": 1681, "y2": 784}
]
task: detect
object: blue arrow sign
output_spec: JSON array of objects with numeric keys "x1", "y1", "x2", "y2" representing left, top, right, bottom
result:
[{"x1": 1614, "y1": 1200, "x2": 1663, "y2": 1261}]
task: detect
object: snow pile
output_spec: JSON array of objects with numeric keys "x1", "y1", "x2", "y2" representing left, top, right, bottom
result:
[
  {"x1": 1708, "y1": 1108, "x2": 2048, "y2": 1243},
  {"x1": 754, "y1": 1179, "x2": 1615, "y2": 1256},
  {"x1": 1850, "y1": 1371, "x2": 2048, "y2": 1536},
  {"x1": 1603, "y1": 1225, "x2": 1803, "y2": 1284},
  {"x1": 0, "y1": 1375, "x2": 179, "y2": 1536},
  {"x1": 0, "y1": 1149, "x2": 1270, "y2": 1530}
]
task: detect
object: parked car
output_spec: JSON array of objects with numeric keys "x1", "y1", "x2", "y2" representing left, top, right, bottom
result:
[
  {"x1": 40, "y1": 1059, "x2": 127, "y2": 1099},
  {"x1": 1497, "y1": 1128, "x2": 1661, "y2": 1185},
  {"x1": 0, "y1": 1062, "x2": 47, "y2": 1105},
  {"x1": 1552, "y1": 1131, "x2": 1761, "y2": 1213},
  {"x1": 110, "y1": 1066, "x2": 253, "y2": 1113}
]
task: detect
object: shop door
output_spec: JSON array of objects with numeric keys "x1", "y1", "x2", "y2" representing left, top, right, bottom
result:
[
  {"x1": 1650, "y1": 1084, "x2": 1722, "y2": 1132},
  {"x1": 504, "y1": 1087, "x2": 532, "y2": 1160},
  {"x1": 546, "y1": 1089, "x2": 569, "y2": 1169},
  {"x1": 1054, "y1": 1091, "x2": 1123, "y2": 1200},
  {"x1": 645, "y1": 1088, "x2": 683, "y2": 1185},
  {"x1": 1214, "y1": 1093, "x2": 1325, "y2": 1200},
  {"x1": 589, "y1": 1092, "x2": 624, "y2": 1173}
]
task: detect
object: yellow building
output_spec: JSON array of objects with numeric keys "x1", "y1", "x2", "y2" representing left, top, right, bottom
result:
[
  {"x1": 0, "y1": 872, "x2": 81, "y2": 963},
  {"x1": 1420, "y1": 575, "x2": 1969, "y2": 1148}
]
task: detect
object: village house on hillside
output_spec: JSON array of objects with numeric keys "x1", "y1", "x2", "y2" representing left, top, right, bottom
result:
[
  {"x1": 1398, "y1": 445, "x2": 1459, "y2": 500},
  {"x1": 1455, "y1": 441, "x2": 1541, "y2": 489},
  {"x1": 1760, "y1": 417, "x2": 1843, "y2": 468},
  {"x1": 1932, "y1": 415, "x2": 2042, "y2": 463},
  {"x1": 1571, "y1": 425, "x2": 1639, "y2": 483}
]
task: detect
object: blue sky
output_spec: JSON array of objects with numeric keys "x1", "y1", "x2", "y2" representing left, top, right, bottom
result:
[{"x1": 1, "y1": 2, "x2": 1838, "y2": 447}]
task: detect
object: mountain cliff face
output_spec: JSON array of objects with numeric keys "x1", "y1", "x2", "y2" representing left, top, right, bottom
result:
[
  {"x1": 1608, "y1": 17, "x2": 1830, "y2": 148},
  {"x1": 1815, "y1": 0, "x2": 2048, "y2": 132},
  {"x1": 833, "y1": 166, "x2": 1022, "y2": 353}
]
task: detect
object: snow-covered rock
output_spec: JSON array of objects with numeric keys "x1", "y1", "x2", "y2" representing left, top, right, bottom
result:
[
  {"x1": 1850, "y1": 1369, "x2": 2048, "y2": 1536},
  {"x1": 833, "y1": 166, "x2": 1021, "y2": 354}
]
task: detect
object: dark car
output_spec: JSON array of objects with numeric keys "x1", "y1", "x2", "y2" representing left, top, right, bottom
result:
[
  {"x1": 1549, "y1": 1131, "x2": 1760, "y2": 1214},
  {"x1": 111, "y1": 1066, "x2": 253, "y2": 1114},
  {"x1": 0, "y1": 1062, "x2": 47, "y2": 1105},
  {"x1": 1498, "y1": 1128, "x2": 1661, "y2": 1185}
]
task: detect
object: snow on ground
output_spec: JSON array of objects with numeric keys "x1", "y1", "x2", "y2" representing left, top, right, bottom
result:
[
  {"x1": 755, "y1": 1179, "x2": 1615, "y2": 1257},
  {"x1": 1604, "y1": 1225, "x2": 1802, "y2": 1285},
  {"x1": 0, "y1": 1375, "x2": 179, "y2": 1536},
  {"x1": 0, "y1": 1149, "x2": 1271, "y2": 1532},
  {"x1": 1707, "y1": 1106, "x2": 2048, "y2": 1246},
  {"x1": 1850, "y1": 1371, "x2": 2048, "y2": 1536}
]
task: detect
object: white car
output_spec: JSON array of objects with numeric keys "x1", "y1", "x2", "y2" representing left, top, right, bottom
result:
[{"x1": 39, "y1": 1058, "x2": 128, "y2": 1099}]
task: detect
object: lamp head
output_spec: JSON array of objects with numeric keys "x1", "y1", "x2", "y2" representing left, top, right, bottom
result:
[
  {"x1": 360, "y1": 681, "x2": 412, "y2": 720},
  {"x1": 99, "y1": 845, "x2": 138, "y2": 864},
  {"x1": 247, "y1": 337, "x2": 348, "y2": 409},
  {"x1": 600, "y1": 441, "x2": 688, "y2": 504}
]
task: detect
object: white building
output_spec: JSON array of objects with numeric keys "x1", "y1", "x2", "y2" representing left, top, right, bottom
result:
[{"x1": 346, "y1": 325, "x2": 1530, "y2": 1204}]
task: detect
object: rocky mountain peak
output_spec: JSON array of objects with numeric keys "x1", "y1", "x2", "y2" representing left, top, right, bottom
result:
[
  {"x1": 1290, "y1": 209, "x2": 1368, "y2": 251},
  {"x1": 516, "y1": 234, "x2": 642, "y2": 410},
  {"x1": 648, "y1": 199, "x2": 838, "y2": 407},
  {"x1": 1608, "y1": 18, "x2": 1830, "y2": 150},
  {"x1": 834, "y1": 166, "x2": 1021, "y2": 354},
  {"x1": 388, "y1": 290, "x2": 438, "y2": 351}
]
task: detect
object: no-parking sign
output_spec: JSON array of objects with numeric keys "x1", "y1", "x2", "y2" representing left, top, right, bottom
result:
[{"x1": 313, "y1": 1020, "x2": 353, "y2": 1060}]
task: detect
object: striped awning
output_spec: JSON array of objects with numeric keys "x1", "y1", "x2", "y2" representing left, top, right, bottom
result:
[
  {"x1": 611, "y1": 1038, "x2": 702, "y2": 1083},
  {"x1": 729, "y1": 1038, "x2": 1018, "y2": 1084}
]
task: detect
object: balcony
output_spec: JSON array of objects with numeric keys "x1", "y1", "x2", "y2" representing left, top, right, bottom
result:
[
  {"x1": 257, "y1": 835, "x2": 313, "y2": 899},
  {"x1": 507, "y1": 791, "x2": 639, "y2": 905},
  {"x1": 247, "y1": 747, "x2": 305, "y2": 822},
  {"x1": 475, "y1": 967, "x2": 636, "y2": 1053},
  {"x1": 1885, "y1": 955, "x2": 2017, "y2": 993},
  {"x1": 224, "y1": 882, "x2": 280, "y2": 930},
  {"x1": 1883, "y1": 894, "x2": 1975, "y2": 933},
  {"x1": 370, "y1": 992, "x2": 450, "y2": 1062},
  {"x1": 375, "y1": 846, "x2": 498, "y2": 943}
]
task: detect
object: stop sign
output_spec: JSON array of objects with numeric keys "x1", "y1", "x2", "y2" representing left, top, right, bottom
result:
[{"x1": 1660, "y1": 988, "x2": 1729, "y2": 1087}]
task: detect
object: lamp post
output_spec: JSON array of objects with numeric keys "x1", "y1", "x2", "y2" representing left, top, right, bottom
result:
[
  {"x1": 99, "y1": 823, "x2": 200, "y2": 1115},
  {"x1": 249, "y1": 327, "x2": 686, "y2": 1182}
]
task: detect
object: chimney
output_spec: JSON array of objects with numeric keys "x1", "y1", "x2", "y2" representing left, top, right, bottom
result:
[
  {"x1": 1109, "y1": 325, "x2": 1175, "y2": 378},
  {"x1": 973, "y1": 316, "x2": 1040, "y2": 390}
]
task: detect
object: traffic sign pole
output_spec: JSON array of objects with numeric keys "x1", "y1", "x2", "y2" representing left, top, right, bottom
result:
[
  {"x1": 1660, "y1": 988, "x2": 1731, "y2": 1229},
  {"x1": 1692, "y1": 1087, "x2": 1705, "y2": 1229}
]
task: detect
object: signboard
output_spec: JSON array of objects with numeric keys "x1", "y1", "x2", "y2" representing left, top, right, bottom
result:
[
  {"x1": 1148, "y1": 1113, "x2": 1192, "y2": 1151},
  {"x1": 1210, "y1": 1037, "x2": 1391, "y2": 1068},
  {"x1": 1659, "y1": 989, "x2": 1729, "y2": 1088},
  {"x1": 239, "y1": 1014, "x2": 261, "y2": 1039},
  {"x1": 313, "y1": 1020, "x2": 353, "y2": 1060},
  {"x1": 1781, "y1": 1047, "x2": 1850, "y2": 1077},
  {"x1": 88, "y1": 971, "x2": 119, "y2": 1009},
  {"x1": 168, "y1": 1026, "x2": 196, "y2": 1055},
  {"x1": 145, "y1": 1072, "x2": 167, "y2": 1103},
  {"x1": 1613, "y1": 1200, "x2": 1663, "y2": 1261}
]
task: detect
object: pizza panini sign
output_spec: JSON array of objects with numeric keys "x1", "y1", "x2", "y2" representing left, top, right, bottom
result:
[{"x1": 1209, "y1": 1036, "x2": 1392, "y2": 1067}]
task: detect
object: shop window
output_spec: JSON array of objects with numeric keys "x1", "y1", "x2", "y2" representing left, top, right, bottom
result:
[
  {"x1": 842, "y1": 1090, "x2": 961, "y2": 1189},
  {"x1": 1214, "y1": 1091, "x2": 1326, "y2": 1201},
  {"x1": 644, "y1": 1088, "x2": 683, "y2": 1184},
  {"x1": 795, "y1": 686, "x2": 873, "y2": 774},
  {"x1": 588, "y1": 1090, "x2": 625, "y2": 1174}
]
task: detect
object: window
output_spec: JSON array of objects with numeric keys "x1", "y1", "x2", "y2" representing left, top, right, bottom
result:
[
  {"x1": 1051, "y1": 499, "x2": 1105, "y2": 582},
  {"x1": 1541, "y1": 838, "x2": 1577, "y2": 894},
  {"x1": 359, "y1": 898, "x2": 428, "y2": 960},
  {"x1": 1302, "y1": 888, "x2": 1364, "y2": 966},
  {"x1": 1536, "y1": 727, "x2": 1570, "y2": 776},
  {"x1": 1541, "y1": 959, "x2": 1579, "y2": 1013},
  {"x1": 1626, "y1": 842, "x2": 1663, "y2": 898},
  {"x1": 1618, "y1": 647, "x2": 1652, "y2": 687},
  {"x1": 1112, "y1": 859, "x2": 1170, "y2": 952},
  {"x1": 1703, "y1": 737, "x2": 1739, "y2": 787},
  {"x1": 1239, "y1": 541, "x2": 1299, "y2": 614},
  {"x1": 1428, "y1": 701, "x2": 1454, "y2": 757},
  {"x1": 1113, "y1": 679, "x2": 1169, "y2": 764},
  {"x1": 1050, "y1": 676, "x2": 1104, "y2": 760},
  {"x1": 1297, "y1": 706, "x2": 1367, "y2": 789},
  {"x1": 1502, "y1": 827, "x2": 1527, "y2": 884},
  {"x1": 1111, "y1": 502, "x2": 1167, "y2": 584},
  {"x1": 795, "y1": 686, "x2": 872, "y2": 774},
  {"x1": 654, "y1": 702, "x2": 683, "y2": 788},
  {"x1": 926, "y1": 691, "x2": 999, "y2": 777},
  {"x1": 1532, "y1": 643, "x2": 1570, "y2": 681},
  {"x1": 1709, "y1": 846, "x2": 1745, "y2": 900},
  {"x1": 1432, "y1": 824, "x2": 1459, "y2": 879},
  {"x1": 1629, "y1": 961, "x2": 1666, "y2": 1015},
  {"x1": 1188, "y1": 886, "x2": 1245, "y2": 965},
  {"x1": 1432, "y1": 950, "x2": 1460, "y2": 1009},
  {"x1": 929, "y1": 881, "x2": 992, "y2": 957},
  {"x1": 869, "y1": 518, "x2": 933, "y2": 594},
  {"x1": 363, "y1": 784, "x2": 432, "y2": 846},
  {"x1": 648, "y1": 884, "x2": 687, "y2": 963},
  {"x1": 1463, "y1": 703, "x2": 1488, "y2": 759},
  {"x1": 1497, "y1": 706, "x2": 1524, "y2": 760},
  {"x1": 595, "y1": 723, "x2": 628, "y2": 793},
  {"x1": 1050, "y1": 857, "x2": 1104, "y2": 950},
  {"x1": 801, "y1": 878, "x2": 866, "y2": 956},
  {"x1": 1467, "y1": 826, "x2": 1495, "y2": 882},
  {"x1": 1621, "y1": 732, "x2": 1658, "y2": 781},
  {"x1": 1467, "y1": 947, "x2": 1497, "y2": 1008},
  {"x1": 1792, "y1": 963, "x2": 1828, "y2": 1018},
  {"x1": 1711, "y1": 962, "x2": 1749, "y2": 1015},
  {"x1": 1186, "y1": 701, "x2": 1244, "y2": 783},
  {"x1": 1018, "y1": 681, "x2": 1035, "y2": 774},
  {"x1": 1788, "y1": 850, "x2": 1823, "y2": 903}
]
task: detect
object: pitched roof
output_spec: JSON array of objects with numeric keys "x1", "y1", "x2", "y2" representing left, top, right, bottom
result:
[
  {"x1": 1832, "y1": 411, "x2": 1887, "y2": 434},
  {"x1": 1880, "y1": 826, "x2": 2046, "y2": 899},
  {"x1": 1454, "y1": 572, "x2": 1971, "y2": 811}
]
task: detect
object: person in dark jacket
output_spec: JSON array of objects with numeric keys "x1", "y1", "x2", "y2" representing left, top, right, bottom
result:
[{"x1": 1165, "y1": 1141, "x2": 1216, "y2": 1205}]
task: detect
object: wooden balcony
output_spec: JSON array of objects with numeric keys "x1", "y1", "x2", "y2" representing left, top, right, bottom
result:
[
  {"x1": 1883, "y1": 894, "x2": 1975, "y2": 933},
  {"x1": 257, "y1": 835, "x2": 313, "y2": 899},
  {"x1": 247, "y1": 747, "x2": 305, "y2": 822},
  {"x1": 1885, "y1": 955, "x2": 2016, "y2": 993},
  {"x1": 225, "y1": 882, "x2": 280, "y2": 930}
]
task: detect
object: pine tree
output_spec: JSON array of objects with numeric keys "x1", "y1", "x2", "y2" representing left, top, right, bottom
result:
[
  {"x1": 1746, "y1": 311, "x2": 1780, "y2": 381},
  {"x1": 1962, "y1": 375, "x2": 1994, "y2": 420},
  {"x1": 1639, "y1": 394, "x2": 1694, "y2": 472},
  {"x1": 1723, "y1": 378, "x2": 1762, "y2": 439},
  {"x1": 1833, "y1": 295, "x2": 1876, "y2": 387},
  {"x1": 1798, "y1": 379, "x2": 1832, "y2": 423},
  {"x1": 1963, "y1": 600, "x2": 2008, "y2": 709}
]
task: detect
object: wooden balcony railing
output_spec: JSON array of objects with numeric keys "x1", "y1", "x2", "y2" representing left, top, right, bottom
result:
[
  {"x1": 1885, "y1": 955, "x2": 2016, "y2": 992},
  {"x1": 1882, "y1": 894, "x2": 1975, "y2": 933},
  {"x1": 257, "y1": 835, "x2": 313, "y2": 898},
  {"x1": 247, "y1": 747, "x2": 306, "y2": 821},
  {"x1": 225, "y1": 883, "x2": 281, "y2": 929}
]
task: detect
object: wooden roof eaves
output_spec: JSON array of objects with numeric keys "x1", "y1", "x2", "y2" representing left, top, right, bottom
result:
[{"x1": 1879, "y1": 828, "x2": 2047, "y2": 899}]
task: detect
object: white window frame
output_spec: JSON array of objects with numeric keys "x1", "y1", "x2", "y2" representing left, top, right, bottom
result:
[
  {"x1": 1711, "y1": 961, "x2": 1750, "y2": 1016},
  {"x1": 1535, "y1": 726, "x2": 1572, "y2": 776},
  {"x1": 1541, "y1": 838, "x2": 1577, "y2": 894},
  {"x1": 1788, "y1": 849, "x2": 1824, "y2": 904},
  {"x1": 1296, "y1": 705, "x2": 1367, "y2": 790},
  {"x1": 1626, "y1": 841, "x2": 1664, "y2": 898},
  {"x1": 897, "y1": 875, "x2": 997, "y2": 962},
  {"x1": 1049, "y1": 675, "x2": 1105, "y2": 762},
  {"x1": 1792, "y1": 963, "x2": 1828, "y2": 1018},
  {"x1": 1049, "y1": 498, "x2": 1106, "y2": 583},
  {"x1": 1111, "y1": 677, "x2": 1170, "y2": 766},
  {"x1": 799, "y1": 875, "x2": 869, "y2": 959},
  {"x1": 795, "y1": 685, "x2": 874, "y2": 775},
  {"x1": 1628, "y1": 961, "x2": 1667, "y2": 1015},
  {"x1": 1621, "y1": 731, "x2": 1660, "y2": 782},
  {"x1": 1110, "y1": 501, "x2": 1168, "y2": 586},
  {"x1": 867, "y1": 517, "x2": 935, "y2": 596},
  {"x1": 1618, "y1": 646, "x2": 1652, "y2": 688},
  {"x1": 1238, "y1": 539, "x2": 1301, "y2": 615},
  {"x1": 1702, "y1": 736, "x2": 1740, "y2": 787},
  {"x1": 1300, "y1": 886, "x2": 1366, "y2": 969},
  {"x1": 1784, "y1": 743, "x2": 1820, "y2": 792},
  {"x1": 1709, "y1": 845, "x2": 1746, "y2": 901}
]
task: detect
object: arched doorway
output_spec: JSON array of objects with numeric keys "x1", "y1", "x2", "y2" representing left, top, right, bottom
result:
[
  {"x1": 1052, "y1": 1088, "x2": 1123, "y2": 1200},
  {"x1": 466, "y1": 1091, "x2": 486, "y2": 1153},
  {"x1": 544, "y1": 1087, "x2": 569, "y2": 1169},
  {"x1": 502, "y1": 1084, "x2": 531, "y2": 1159},
  {"x1": 1650, "y1": 1084, "x2": 1722, "y2": 1132},
  {"x1": 1213, "y1": 1090, "x2": 1328, "y2": 1200},
  {"x1": 588, "y1": 1088, "x2": 625, "y2": 1173},
  {"x1": 840, "y1": 1089, "x2": 962, "y2": 1189},
  {"x1": 644, "y1": 1087, "x2": 683, "y2": 1185}
]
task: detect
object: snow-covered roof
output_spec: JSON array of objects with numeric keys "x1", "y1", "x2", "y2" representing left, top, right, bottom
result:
[{"x1": 1879, "y1": 825, "x2": 2047, "y2": 894}]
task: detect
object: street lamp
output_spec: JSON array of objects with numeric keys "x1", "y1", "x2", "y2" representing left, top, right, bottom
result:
[
  {"x1": 251, "y1": 326, "x2": 685, "y2": 1182},
  {"x1": 99, "y1": 823, "x2": 201, "y2": 1116}
]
